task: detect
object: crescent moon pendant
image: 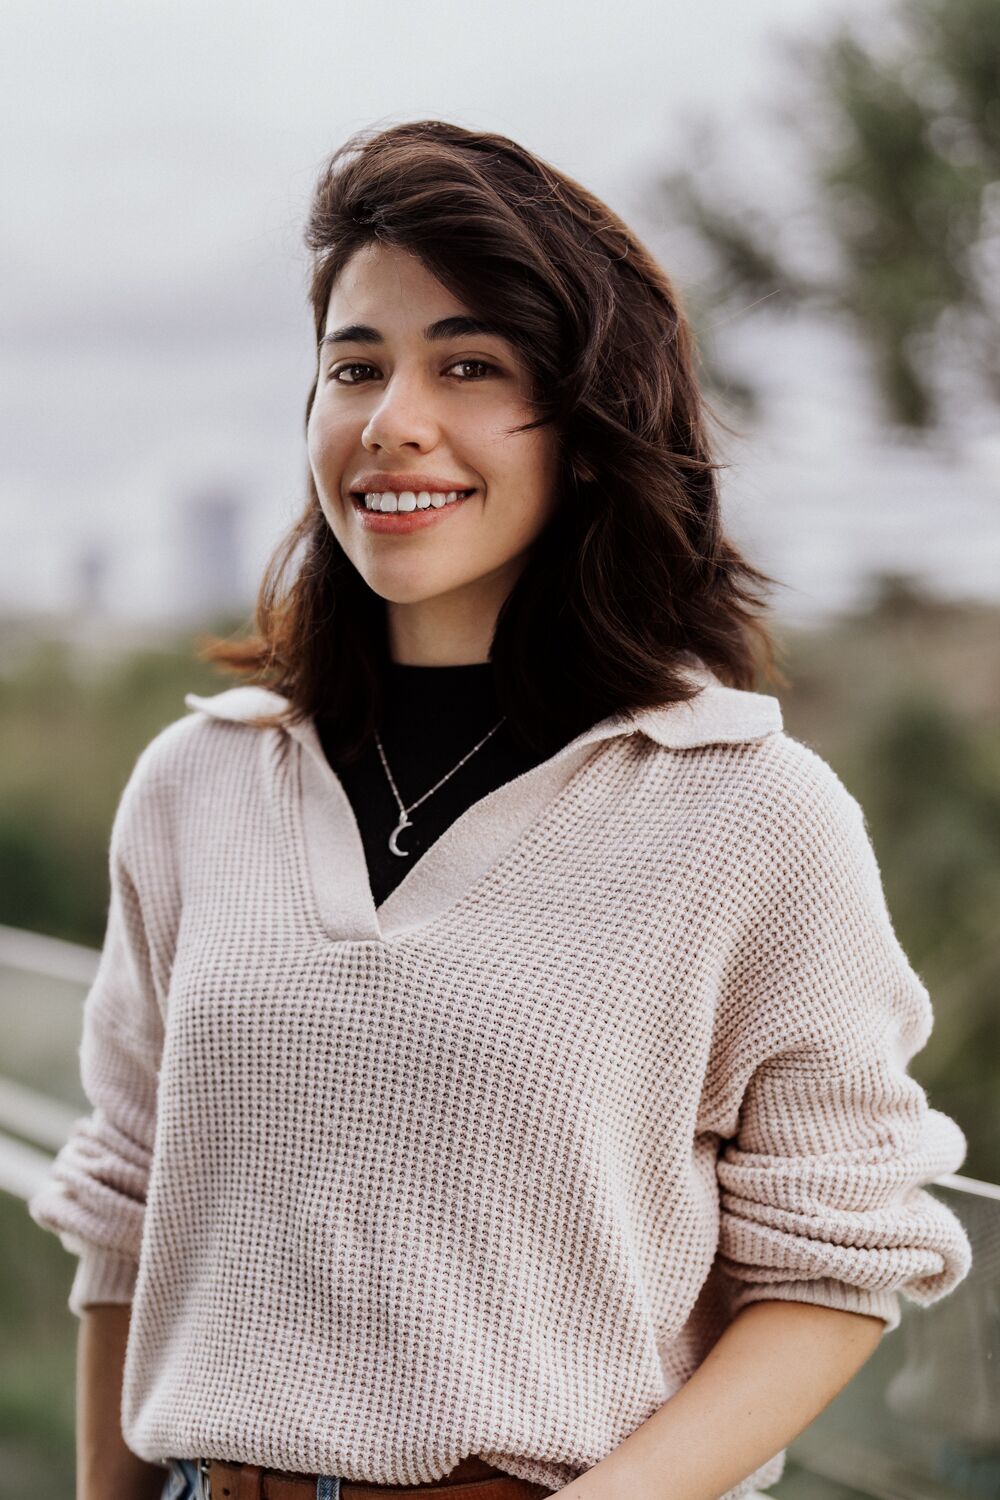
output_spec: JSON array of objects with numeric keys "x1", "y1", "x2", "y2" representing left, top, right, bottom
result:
[{"x1": 388, "y1": 814, "x2": 413, "y2": 857}]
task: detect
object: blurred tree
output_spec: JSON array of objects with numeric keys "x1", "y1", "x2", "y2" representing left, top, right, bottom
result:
[
  {"x1": 0, "y1": 619, "x2": 239, "y2": 945},
  {"x1": 858, "y1": 690, "x2": 1000, "y2": 1178},
  {"x1": 658, "y1": 0, "x2": 1000, "y2": 431}
]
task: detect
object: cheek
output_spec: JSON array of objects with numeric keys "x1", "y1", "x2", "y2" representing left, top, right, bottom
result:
[
  {"x1": 305, "y1": 408, "x2": 324, "y2": 474},
  {"x1": 307, "y1": 403, "x2": 351, "y2": 482},
  {"x1": 513, "y1": 430, "x2": 561, "y2": 514}
]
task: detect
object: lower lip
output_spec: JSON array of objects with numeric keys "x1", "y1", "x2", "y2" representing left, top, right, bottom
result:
[{"x1": 351, "y1": 491, "x2": 477, "y2": 534}]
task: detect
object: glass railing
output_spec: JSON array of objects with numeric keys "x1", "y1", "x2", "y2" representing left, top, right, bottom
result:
[
  {"x1": 772, "y1": 1176, "x2": 1000, "y2": 1499},
  {"x1": 2, "y1": 930, "x2": 998, "y2": 1500}
]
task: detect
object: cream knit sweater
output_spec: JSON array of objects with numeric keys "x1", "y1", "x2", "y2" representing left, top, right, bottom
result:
[{"x1": 28, "y1": 663, "x2": 972, "y2": 1497}]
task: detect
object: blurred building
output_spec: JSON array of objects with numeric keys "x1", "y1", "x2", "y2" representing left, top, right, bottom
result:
[
  {"x1": 173, "y1": 487, "x2": 249, "y2": 620},
  {"x1": 71, "y1": 539, "x2": 111, "y2": 615}
]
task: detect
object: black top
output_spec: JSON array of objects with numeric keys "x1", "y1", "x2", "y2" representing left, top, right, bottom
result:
[{"x1": 315, "y1": 661, "x2": 551, "y2": 910}]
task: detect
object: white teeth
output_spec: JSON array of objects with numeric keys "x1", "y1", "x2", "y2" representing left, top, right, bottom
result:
[{"x1": 362, "y1": 489, "x2": 471, "y2": 511}]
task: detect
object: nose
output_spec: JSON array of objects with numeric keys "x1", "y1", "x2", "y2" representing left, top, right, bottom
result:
[{"x1": 362, "y1": 368, "x2": 440, "y2": 453}]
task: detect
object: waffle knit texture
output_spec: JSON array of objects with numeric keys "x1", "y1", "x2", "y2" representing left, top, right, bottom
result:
[{"x1": 27, "y1": 663, "x2": 972, "y2": 1496}]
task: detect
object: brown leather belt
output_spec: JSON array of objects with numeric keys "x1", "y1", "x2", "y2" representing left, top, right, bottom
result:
[{"x1": 201, "y1": 1453, "x2": 553, "y2": 1499}]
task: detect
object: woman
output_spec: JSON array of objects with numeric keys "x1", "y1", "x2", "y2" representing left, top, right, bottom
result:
[{"x1": 29, "y1": 120, "x2": 972, "y2": 1500}]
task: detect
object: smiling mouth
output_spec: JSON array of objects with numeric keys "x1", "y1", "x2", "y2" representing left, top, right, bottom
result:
[{"x1": 351, "y1": 489, "x2": 477, "y2": 513}]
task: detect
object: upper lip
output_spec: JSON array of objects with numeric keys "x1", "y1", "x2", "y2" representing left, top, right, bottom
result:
[{"x1": 349, "y1": 473, "x2": 476, "y2": 495}]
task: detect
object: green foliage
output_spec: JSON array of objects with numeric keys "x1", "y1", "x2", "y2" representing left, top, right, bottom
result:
[
  {"x1": 0, "y1": 618, "x2": 241, "y2": 946},
  {"x1": 774, "y1": 577, "x2": 1000, "y2": 1181},
  {"x1": 657, "y1": 0, "x2": 1000, "y2": 429},
  {"x1": 862, "y1": 695, "x2": 1000, "y2": 1178},
  {"x1": 0, "y1": 1194, "x2": 76, "y2": 1498}
]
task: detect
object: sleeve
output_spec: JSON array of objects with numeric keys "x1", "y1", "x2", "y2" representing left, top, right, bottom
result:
[
  {"x1": 714, "y1": 757, "x2": 973, "y2": 1335},
  {"x1": 27, "y1": 758, "x2": 169, "y2": 1319}
]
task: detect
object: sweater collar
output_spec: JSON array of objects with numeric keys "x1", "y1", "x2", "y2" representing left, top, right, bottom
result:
[{"x1": 184, "y1": 662, "x2": 782, "y2": 752}]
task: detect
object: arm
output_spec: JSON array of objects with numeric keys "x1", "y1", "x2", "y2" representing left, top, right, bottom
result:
[
  {"x1": 26, "y1": 743, "x2": 178, "y2": 1483},
  {"x1": 565, "y1": 756, "x2": 971, "y2": 1500},
  {"x1": 559, "y1": 1299, "x2": 885, "y2": 1500},
  {"x1": 77, "y1": 1305, "x2": 166, "y2": 1500},
  {"x1": 29, "y1": 836, "x2": 165, "y2": 1303}
]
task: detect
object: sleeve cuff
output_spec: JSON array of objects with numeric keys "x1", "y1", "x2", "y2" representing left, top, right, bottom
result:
[
  {"x1": 67, "y1": 1242, "x2": 140, "y2": 1318},
  {"x1": 727, "y1": 1278, "x2": 901, "y2": 1334}
]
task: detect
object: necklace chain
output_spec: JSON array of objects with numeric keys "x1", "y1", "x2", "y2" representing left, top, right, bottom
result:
[{"x1": 375, "y1": 718, "x2": 507, "y2": 857}]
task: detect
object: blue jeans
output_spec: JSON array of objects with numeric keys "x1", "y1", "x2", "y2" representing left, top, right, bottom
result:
[
  {"x1": 161, "y1": 1459, "x2": 342, "y2": 1498},
  {"x1": 160, "y1": 1461, "x2": 201, "y2": 1500}
]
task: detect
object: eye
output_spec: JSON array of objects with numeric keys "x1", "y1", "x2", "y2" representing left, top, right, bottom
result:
[
  {"x1": 328, "y1": 362, "x2": 377, "y2": 384},
  {"x1": 446, "y1": 359, "x2": 497, "y2": 380}
]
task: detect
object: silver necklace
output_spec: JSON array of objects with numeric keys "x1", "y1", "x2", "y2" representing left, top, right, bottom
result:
[{"x1": 375, "y1": 717, "x2": 507, "y2": 857}]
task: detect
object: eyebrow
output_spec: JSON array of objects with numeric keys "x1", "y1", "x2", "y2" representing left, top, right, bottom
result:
[{"x1": 318, "y1": 315, "x2": 508, "y2": 349}]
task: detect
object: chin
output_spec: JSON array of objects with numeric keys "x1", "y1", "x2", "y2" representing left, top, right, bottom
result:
[{"x1": 361, "y1": 569, "x2": 466, "y2": 606}]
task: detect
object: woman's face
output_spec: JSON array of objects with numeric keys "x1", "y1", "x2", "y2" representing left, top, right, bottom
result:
[{"x1": 307, "y1": 242, "x2": 561, "y2": 651}]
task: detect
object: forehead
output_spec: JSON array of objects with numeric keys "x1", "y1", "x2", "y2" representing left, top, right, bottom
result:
[{"x1": 324, "y1": 242, "x2": 465, "y2": 326}]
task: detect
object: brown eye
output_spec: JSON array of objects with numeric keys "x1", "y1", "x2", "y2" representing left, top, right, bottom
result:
[
  {"x1": 447, "y1": 359, "x2": 496, "y2": 380},
  {"x1": 330, "y1": 363, "x2": 377, "y2": 384}
]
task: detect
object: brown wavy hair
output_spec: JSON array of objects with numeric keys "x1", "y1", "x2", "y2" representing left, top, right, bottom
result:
[{"x1": 197, "y1": 118, "x2": 789, "y2": 760}]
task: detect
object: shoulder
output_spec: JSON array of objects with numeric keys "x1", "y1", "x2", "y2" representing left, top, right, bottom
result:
[
  {"x1": 725, "y1": 732, "x2": 899, "y2": 967},
  {"x1": 644, "y1": 724, "x2": 879, "y2": 907},
  {"x1": 636, "y1": 670, "x2": 859, "y2": 823},
  {"x1": 641, "y1": 697, "x2": 865, "y2": 838},
  {"x1": 133, "y1": 685, "x2": 285, "y2": 775},
  {"x1": 629, "y1": 671, "x2": 867, "y2": 851},
  {"x1": 724, "y1": 729, "x2": 876, "y2": 890},
  {"x1": 112, "y1": 686, "x2": 286, "y2": 851},
  {"x1": 744, "y1": 730, "x2": 866, "y2": 831}
]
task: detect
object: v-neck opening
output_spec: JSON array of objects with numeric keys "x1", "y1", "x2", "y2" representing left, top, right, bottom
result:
[{"x1": 290, "y1": 711, "x2": 628, "y2": 946}]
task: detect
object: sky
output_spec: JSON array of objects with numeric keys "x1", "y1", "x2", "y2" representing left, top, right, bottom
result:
[{"x1": 3, "y1": 0, "x2": 998, "y2": 628}]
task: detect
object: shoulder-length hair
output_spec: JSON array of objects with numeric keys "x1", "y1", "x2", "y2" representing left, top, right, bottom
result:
[{"x1": 197, "y1": 118, "x2": 788, "y2": 761}]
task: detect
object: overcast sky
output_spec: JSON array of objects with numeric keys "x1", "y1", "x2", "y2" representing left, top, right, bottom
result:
[
  {"x1": 4, "y1": 0, "x2": 874, "y2": 291},
  {"x1": 5, "y1": 0, "x2": 997, "y2": 625}
]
